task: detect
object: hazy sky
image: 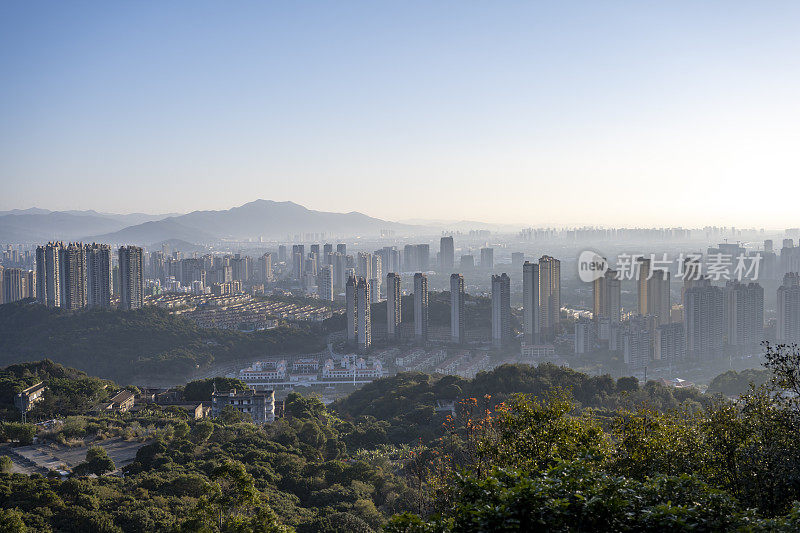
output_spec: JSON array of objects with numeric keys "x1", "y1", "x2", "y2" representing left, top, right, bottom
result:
[{"x1": 2, "y1": 2, "x2": 800, "y2": 227}]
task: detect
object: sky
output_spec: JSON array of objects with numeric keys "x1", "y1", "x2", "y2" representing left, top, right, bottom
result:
[{"x1": 2, "y1": 1, "x2": 800, "y2": 228}]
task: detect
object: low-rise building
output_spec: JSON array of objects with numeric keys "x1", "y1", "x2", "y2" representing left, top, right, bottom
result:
[
  {"x1": 212, "y1": 389, "x2": 275, "y2": 423},
  {"x1": 14, "y1": 382, "x2": 46, "y2": 413},
  {"x1": 107, "y1": 390, "x2": 136, "y2": 412}
]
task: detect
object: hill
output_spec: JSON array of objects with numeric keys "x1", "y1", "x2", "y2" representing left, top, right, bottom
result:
[
  {"x1": 89, "y1": 199, "x2": 420, "y2": 244},
  {"x1": 0, "y1": 302, "x2": 331, "y2": 385}
]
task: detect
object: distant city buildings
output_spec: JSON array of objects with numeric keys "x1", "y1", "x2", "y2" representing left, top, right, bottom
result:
[
  {"x1": 387, "y1": 273, "x2": 402, "y2": 340},
  {"x1": 356, "y1": 277, "x2": 372, "y2": 352},
  {"x1": 539, "y1": 255, "x2": 561, "y2": 339},
  {"x1": 491, "y1": 273, "x2": 511, "y2": 347},
  {"x1": 440, "y1": 236, "x2": 454, "y2": 271},
  {"x1": 777, "y1": 273, "x2": 800, "y2": 343},
  {"x1": 593, "y1": 268, "x2": 620, "y2": 323},
  {"x1": 119, "y1": 246, "x2": 144, "y2": 311},
  {"x1": 684, "y1": 278, "x2": 724, "y2": 361},
  {"x1": 450, "y1": 273, "x2": 465, "y2": 344},
  {"x1": 319, "y1": 265, "x2": 334, "y2": 301},
  {"x1": 522, "y1": 261, "x2": 540, "y2": 345},
  {"x1": 414, "y1": 273, "x2": 428, "y2": 343},
  {"x1": 480, "y1": 247, "x2": 494, "y2": 270}
]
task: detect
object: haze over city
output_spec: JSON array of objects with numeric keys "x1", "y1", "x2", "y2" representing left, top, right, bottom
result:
[
  {"x1": 6, "y1": 3, "x2": 800, "y2": 531},
  {"x1": 3, "y1": 2, "x2": 800, "y2": 226}
]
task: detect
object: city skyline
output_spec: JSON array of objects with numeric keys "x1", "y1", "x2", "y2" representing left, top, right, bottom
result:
[{"x1": 3, "y1": 2, "x2": 800, "y2": 226}]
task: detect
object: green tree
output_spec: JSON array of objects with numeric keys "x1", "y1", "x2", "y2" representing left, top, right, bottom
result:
[{"x1": 73, "y1": 446, "x2": 115, "y2": 476}]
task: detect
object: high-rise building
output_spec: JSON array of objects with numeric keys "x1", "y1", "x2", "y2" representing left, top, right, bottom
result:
[
  {"x1": 403, "y1": 245, "x2": 417, "y2": 272},
  {"x1": 86, "y1": 243, "x2": 112, "y2": 308},
  {"x1": 323, "y1": 244, "x2": 333, "y2": 262},
  {"x1": 292, "y1": 245, "x2": 305, "y2": 280},
  {"x1": 310, "y1": 244, "x2": 320, "y2": 260},
  {"x1": 319, "y1": 265, "x2": 334, "y2": 301},
  {"x1": 511, "y1": 252, "x2": 525, "y2": 272},
  {"x1": 460, "y1": 255, "x2": 475, "y2": 270},
  {"x1": 119, "y1": 246, "x2": 144, "y2": 311},
  {"x1": 278, "y1": 245, "x2": 287, "y2": 263},
  {"x1": 414, "y1": 273, "x2": 428, "y2": 342},
  {"x1": 491, "y1": 273, "x2": 511, "y2": 347},
  {"x1": 370, "y1": 254, "x2": 382, "y2": 302},
  {"x1": 440, "y1": 236, "x2": 454, "y2": 271},
  {"x1": 655, "y1": 322, "x2": 686, "y2": 363},
  {"x1": 723, "y1": 281, "x2": 764, "y2": 349},
  {"x1": 480, "y1": 248, "x2": 494, "y2": 270},
  {"x1": 593, "y1": 268, "x2": 621, "y2": 323},
  {"x1": 336, "y1": 243, "x2": 347, "y2": 256},
  {"x1": 356, "y1": 277, "x2": 372, "y2": 352},
  {"x1": 416, "y1": 244, "x2": 430, "y2": 271},
  {"x1": 36, "y1": 241, "x2": 62, "y2": 308},
  {"x1": 574, "y1": 317, "x2": 595, "y2": 355},
  {"x1": 60, "y1": 243, "x2": 87, "y2": 310},
  {"x1": 333, "y1": 253, "x2": 346, "y2": 289},
  {"x1": 777, "y1": 273, "x2": 800, "y2": 343},
  {"x1": 450, "y1": 273, "x2": 465, "y2": 344},
  {"x1": 357, "y1": 252, "x2": 372, "y2": 280},
  {"x1": 522, "y1": 261, "x2": 540, "y2": 345},
  {"x1": 623, "y1": 316, "x2": 652, "y2": 370},
  {"x1": 346, "y1": 276, "x2": 357, "y2": 344},
  {"x1": 684, "y1": 279, "x2": 724, "y2": 360},
  {"x1": 261, "y1": 253, "x2": 273, "y2": 282},
  {"x1": 638, "y1": 258, "x2": 670, "y2": 325},
  {"x1": 539, "y1": 255, "x2": 561, "y2": 338},
  {"x1": 2, "y1": 268, "x2": 26, "y2": 303},
  {"x1": 387, "y1": 273, "x2": 402, "y2": 340}
]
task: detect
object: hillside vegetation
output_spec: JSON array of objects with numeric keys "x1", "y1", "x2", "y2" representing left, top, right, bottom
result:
[{"x1": 0, "y1": 302, "x2": 331, "y2": 384}]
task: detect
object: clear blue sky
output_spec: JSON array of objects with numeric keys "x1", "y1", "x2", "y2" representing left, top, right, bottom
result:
[{"x1": 2, "y1": 1, "x2": 799, "y2": 227}]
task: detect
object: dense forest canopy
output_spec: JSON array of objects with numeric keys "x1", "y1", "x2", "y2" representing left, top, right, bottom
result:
[
  {"x1": 0, "y1": 302, "x2": 333, "y2": 384},
  {"x1": 2, "y1": 349, "x2": 800, "y2": 531}
]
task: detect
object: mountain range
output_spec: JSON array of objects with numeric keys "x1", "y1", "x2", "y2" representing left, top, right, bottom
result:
[{"x1": 0, "y1": 200, "x2": 430, "y2": 246}]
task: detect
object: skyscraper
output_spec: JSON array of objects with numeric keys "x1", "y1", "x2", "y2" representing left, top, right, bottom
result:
[
  {"x1": 684, "y1": 278, "x2": 724, "y2": 360},
  {"x1": 2, "y1": 268, "x2": 26, "y2": 304},
  {"x1": 36, "y1": 241, "x2": 62, "y2": 308},
  {"x1": 593, "y1": 268, "x2": 621, "y2": 323},
  {"x1": 654, "y1": 322, "x2": 686, "y2": 363},
  {"x1": 491, "y1": 273, "x2": 511, "y2": 347},
  {"x1": 777, "y1": 273, "x2": 800, "y2": 343},
  {"x1": 319, "y1": 265, "x2": 334, "y2": 301},
  {"x1": 356, "y1": 277, "x2": 372, "y2": 352},
  {"x1": 723, "y1": 281, "x2": 764, "y2": 350},
  {"x1": 357, "y1": 252, "x2": 372, "y2": 280},
  {"x1": 86, "y1": 243, "x2": 112, "y2": 309},
  {"x1": 522, "y1": 261, "x2": 540, "y2": 345},
  {"x1": 638, "y1": 258, "x2": 670, "y2": 325},
  {"x1": 574, "y1": 317, "x2": 596, "y2": 355},
  {"x1": 119, "y1": 246, "x2": 144, "y2": 311},
  {"x1": 480, "y1": 248, "x2": 494, "y2": 270},
  {"x1": 323, "y1": 243, "x2": 333, "y2": 262},
  {"x1": 414, "y1": 273, "x2": 428, "y2": 343},
  {"x1": 539, "y1": 255, "x2": 561, "y2": 338},
  {"x1": 387, "y1": 273, "x2": 402, "y2": 340},
  {"x1": 261, "y1": 253, "x2": 273, "y2": 282},
  {"x1": 440, "y1": 236, "x2": 454, "y2": 271},
  {"x1": 416, "y1": 244, "x2": 430, "y2": 271},
  {"x1": 623, "y1": 315, "x2": 651, "y2": 370},
  {"x1": 292, "y1": 245, "x2": 305, "y2": 280},
  {"x1": 336, "y1": 243, "x2": 347, "y2": 256},
  {"x1": 346, "y1": 275, "x2": 357, "y2": 344},
  {"x1": 403, "y1": 245, "x2": 417, "y2": 272},
  {"x1": 370, "y1": 254, "x2": 382, "y2": 302},
  {"x1": 450, "y1": 273, "x2": 465, "y2": 344},
  {"x1": 60, "y1": 243, "x2": 87, "y2": 310}
]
